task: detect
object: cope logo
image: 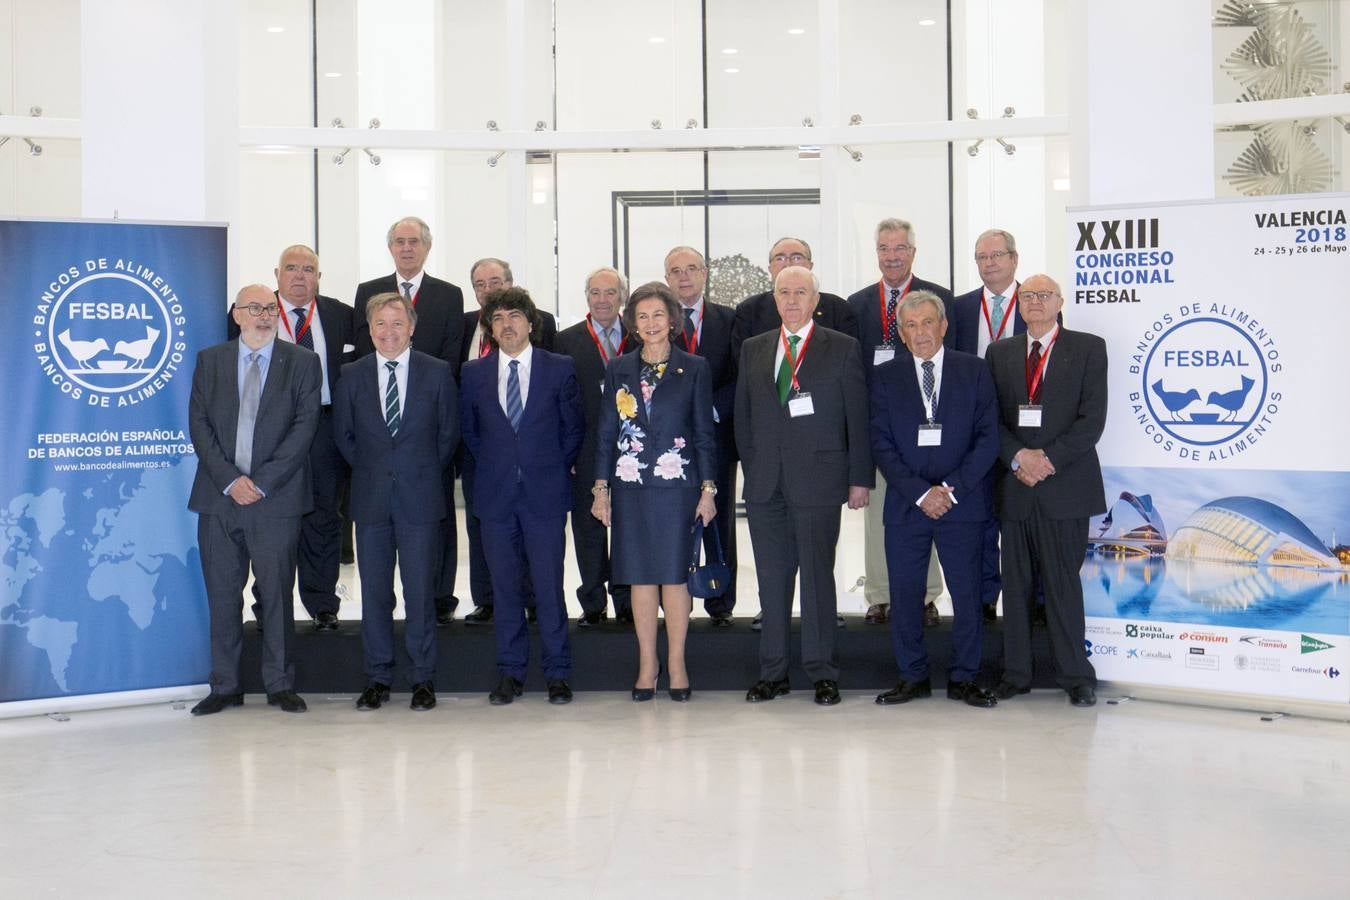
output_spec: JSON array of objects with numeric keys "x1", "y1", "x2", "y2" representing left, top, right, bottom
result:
[
  {"x1": 32, "y1": 262, "x2": 188, "y2": 407},
  {"x1": 1127, "y1": 304, "x2": 1281, "y2": 462},
  {"x1": 1084, "y1": 640, "x2": 1118, "y2": 658}
]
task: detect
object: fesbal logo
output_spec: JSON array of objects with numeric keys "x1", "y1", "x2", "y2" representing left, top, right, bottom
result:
[
  {"x1": 31, "y1": 257, "x2": 189, "y2": 408},
  {"x1": 1126, "y1": 301, "x2": 1281, "y2": 463}
]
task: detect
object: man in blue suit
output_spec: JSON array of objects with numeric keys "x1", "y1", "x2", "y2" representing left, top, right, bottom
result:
[
  {"x1": 460, "y1": 287, "x2": 585, "y2": 706},
  {"x1": 334, "y1": 293, "x2": 459, "y2": 712},
  {"x1": 870, "y1": 290, "x2": 999, "y2": 708},
  {"x1": 847, "y1": 218, "x2": 953, "y2": 628},
  {"x1": 949, "y1": 228, "x2": 1027, "y2": 622}
]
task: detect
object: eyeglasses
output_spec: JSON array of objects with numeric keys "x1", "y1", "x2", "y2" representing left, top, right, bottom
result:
[
  {"x1": 770, "y1": 252, "x2": 810, "y2": 265},
  {"x1": 877, "y1": 244, "x2": 914, "y2": 255},
  {"x1": 473, "y1": 278, "x2": 507, "y2": 292},
  {"x1": 666, "y1": 265, "x2": 705, "y2": 278},
  {"x1": 1020, "y1": 290, "x2": 1060, "y2": 302},
  {"x1": 974, "y1": 250, "x2": 1012, "y2": 264},
  {"x1": 236, "y1": 303, "x2": 279, "y2": 318}
]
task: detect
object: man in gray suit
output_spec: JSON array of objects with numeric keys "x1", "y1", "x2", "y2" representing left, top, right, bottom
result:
[
  {"x1": 736, "y1": 266, "x2": 873, "y2": 706},
  {"x1": 187, "y1": 283, "x2": 323, "y2": 715},
  {"x1": 986, "y1": 274, "x2": 1107, "y2": 707}
]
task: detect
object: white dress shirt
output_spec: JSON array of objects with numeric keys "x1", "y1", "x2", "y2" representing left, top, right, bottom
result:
[
  {"x1": 278, "y1": 299, "x2": 330, "y2": 405},
  {"x1": 396, "y1": 270, "x2": 425, "y2": 302},
  {"x1": 497, "y1": 342, "x2": 533, "y2": 414},
  {"x1": 978, "y1": 281, "x2": 1019, "y2": 358},
  {"x1": 912, "y1": 345, "x2": 944, "y2": 423},
  {"x1": 375, "y1": 346, "x2": 412, "y2": 421},
  {"x1": 773, "y1": 320, "x2": 815, "y2": 382}
]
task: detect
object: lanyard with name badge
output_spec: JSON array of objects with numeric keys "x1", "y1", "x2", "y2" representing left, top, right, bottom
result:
[
  {"x1": 981, "y1": 287, "x2": 1017, "y2": 342},
  {"x1": 917, "y1": 360, "x2": 942, "y2": 446},
  {"x1": 873, "y1": 280, "x2": 910, "y2": 366},
  {"x1": 277, "y1": 297, "x2": 316, "y2": 344},
  {"x1": 1018, "y1": 329, "x2": 1059, "y2": 428},
  {"x1": 782, "y1": 326, "x2": 816, "y2": 417}
]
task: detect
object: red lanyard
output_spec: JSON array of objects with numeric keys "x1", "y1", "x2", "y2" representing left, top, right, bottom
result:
[
  {"x1": 1025, "y1": 329, "x2": 1059, "y2": 402},
  {"x1": 478, "y1": 331, "x2": 491, "y2": 359},
  {"x1": 278, "y1": 298, "x2": 316, "y2": 344},
  {"x1": 779, "y1": 325, "x2": 815, "y2": 391},
  {"x1": 877, "y1": 280, "x2": 910, "y2": 343},
  {"x1": 981, "y1": 287, "x2": 1018, "y2": 342},
  {"x1": 585, "y1": 315, "x2": 627, "y2": 363},
  {"x1": 682, "y1": 306, "x2": 700, "y2": 355}
]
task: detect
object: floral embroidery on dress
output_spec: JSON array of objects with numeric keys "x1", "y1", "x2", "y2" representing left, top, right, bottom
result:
[
  {"x1": 614, "y1": 384, "x2": 648, "y2": 483},
  {"x1": 653, "y1": 445, "x2": 689, "y2": 480}
]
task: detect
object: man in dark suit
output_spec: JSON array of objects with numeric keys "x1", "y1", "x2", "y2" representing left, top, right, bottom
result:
[
  {"x1": 950, "y1": 228, "x2": 1028, "y2": 622},
  {"x1": 736, "y1": 266, "x2": 873, "y2": 706},
  {"x1": 334, "y1": 293, "x2": 458, "y2": 712},
  {"x1": 870, "y1": 290, "x2": 999, "y2": 709},
  {"x1": 188, "y1": 284, "x2": 322, "y2": 715},
  {"x1": 847, "y1": 218, "x2": 952, "y2": 628},
  {"x1": 352, "y1": 217, "x2": 467, "y2": 626},
  {"x1": 665, "y1": 245, "x2": 739, "y2": 625},
  {"x1": 730, "y1": 236, "x2": 860, "y2": 361},
  {"x1": 460, "y1": 287, "x2": 585, "y2": 706},
  {"x1": 986, "y1": 274, "x2": 1107, "y2": 708},
  {"x1": 455, "y1": 257, "x2": 556, "y2": 626},
  {"x1": 556, "y1": 266, "x2": 635, "y2": 626}
]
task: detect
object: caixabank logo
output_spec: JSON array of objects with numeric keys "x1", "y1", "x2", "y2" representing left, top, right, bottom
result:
[
  {"x1": 31, "y1": 259, "x2": 188, "y2": 408},
  {"x1": 1127, "y1": 303, "x2": 1281, "y2": 463}
]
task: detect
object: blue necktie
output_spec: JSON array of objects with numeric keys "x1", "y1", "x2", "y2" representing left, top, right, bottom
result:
[
  {"x1": 506, "y1": 359, "x2": 523, "y2": 432},
  {"x1": 384, "y1": 360, "x2": 400, "y2": 435},
  {"x1": 292, "y1": 307, "x2": 313, "y2": 350},
  {"x1": 886, "y1": 288, "x2": 900, "y2": 345}
]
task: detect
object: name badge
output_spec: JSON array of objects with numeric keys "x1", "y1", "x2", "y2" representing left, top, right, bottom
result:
[
  {"x1": 917, "y1": 424, "x2": 942, "y2": 447},
  {"x1": 788, "y1": 391, "x2": 815, "y2": 418},
  {"x1": 1018, "y1": 405, "x2": 1043, "y2": 428},
  {"x1": 873, "y1": 346, "x2": 895, "y2": 366}
]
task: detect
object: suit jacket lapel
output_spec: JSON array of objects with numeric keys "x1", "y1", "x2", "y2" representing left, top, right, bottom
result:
[{"x1": 1009, "y1": 334, "x2": 1030, "y2": 406}]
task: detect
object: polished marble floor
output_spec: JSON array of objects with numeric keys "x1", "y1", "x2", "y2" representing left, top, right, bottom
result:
[{"x1": 3, "y1": 689, "x2": 1349, "y2": 898}]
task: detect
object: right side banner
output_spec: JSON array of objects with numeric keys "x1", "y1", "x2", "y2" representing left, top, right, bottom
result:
[{"x1": 1067, "y1": 193, "x2": 1350, "y2": 705}]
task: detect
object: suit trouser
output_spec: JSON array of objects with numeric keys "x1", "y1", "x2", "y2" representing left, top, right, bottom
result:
[
  {"x1": 1000, "y1": 512, "x2": 1096, "y2": 690},
  {"x1": 698, "y1": 442, "x2": 739, "y2": 617},
  {"x1": 569, "y1": 479, "x2": 631, "y2": 616},
  {"x1": 886, "y1": 517, "x2": 985, "y2": 683},
  {"x1": 864, "y1": 471, "x2": 942, "y2": 607},
  {"x1": 357, "y1": 517, "x2": 441, "y2": 685},
  {"x1": 434, "y1": 463, "x2": 461, "y2": 613},
  {"x1": 200, "y1": 506, "x2": 299, "y2": 695},
  {"x1": 980, "y1": 518, "x2": 1002, "y2": 606},
  {"x1": 747, "y1": 484, "x2": 841, "y2": 682},
  {"x1": 480, "y1": 509, "x2": 571, "y2": 681}
]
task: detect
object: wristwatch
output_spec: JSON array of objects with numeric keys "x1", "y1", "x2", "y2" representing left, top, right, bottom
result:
[{"x1": 701, "y1": 480, "x2": 718, "y2": 495}]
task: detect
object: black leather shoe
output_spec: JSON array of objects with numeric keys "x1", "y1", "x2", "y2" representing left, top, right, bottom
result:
[
  {"x1": 631, "y1": 686, "x2": 655, "y2": 702},
  {"x1": 356, "y1": 683, "x2": 390, "y2": 710},
  {"x1": 190, "y1": 692, "x2": 242, "y2": 716},
  {"x1": 615, "y1": 608, "x2": 634, "y2": 625},
  {"x1": 875, "y1": 679, "x2": 932, "y2": 705},
  {"x1": 577, "y1": 611, "x2": 605, "y2": 627},
  {"x1": 1069, "y1": 684, "x2": 1097, "y2": 707},
  {"x1": 947, "y1": 681, "x2": 998, "y2": 708},
  {"x1": 668, "y1": 686, "x2": 692, "y2": 702},
  {"x1": 750, "y1": 613, "x2": 763, "y2": 632},
  {"x1": 410, "y1": 681, "x2": 437, "y2": 711},
  {"x1": 313, "y1": 611, "x2": 339, "y2": 632},
  {"x1": 435, "y1": 607, "x2": 455, "y2": 627},
  {"x1": 814, "y1": 680, "x2": 842, "y2": 706},
  {"x1": 266, "y1": 690, "x2": 307, "y2": 713},
  {"x1": 982, "y1": 603, "x2": 997, "y2": 622},
  {"x1": 489, "y1": 674, "x2": 523, "y2": 705},
  {"x1": 463, "y1": 605, "x2": 493, "y2": 625},
  {"x1": 993, "y1": 680, "x2": 1030, "y2": 700},
  {"x1": 708, "y1": 613, "x2": 732, "y2": 628},
  {"x1": 924, "y1": 602, "x2": 940, "y2": 627},
  {"x1": 547, "y1": 680, "x2": 573, "y2": 705},
  {"x1": 745, "y1": 678, "x2": 790, "y2": 702}
]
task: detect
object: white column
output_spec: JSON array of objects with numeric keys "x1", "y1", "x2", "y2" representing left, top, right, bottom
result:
[{"x1": 1068, "y1": 0, "x2": 1214, "y2": 207}]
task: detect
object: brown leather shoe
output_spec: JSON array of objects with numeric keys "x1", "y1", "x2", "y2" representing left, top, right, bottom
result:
[
  {"x1": 864, "y1": 604, "x2": 889, "y2": 625},
  {"x1": 924, "y1": 602, "x2": 940, "y2": 627}
]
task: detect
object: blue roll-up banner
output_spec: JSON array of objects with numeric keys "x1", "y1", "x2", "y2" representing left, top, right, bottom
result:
[
  {"x1": 1069, "y1": 194, "x2": 1350, "y2": 707},
  {"x1": 0, "y1": 219, "x2": 224, "y2": 706}
]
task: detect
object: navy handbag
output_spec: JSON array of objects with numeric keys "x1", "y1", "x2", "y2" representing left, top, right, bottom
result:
[{"x1": 687, "y1": 518, "x2": 731, "y2": 598}]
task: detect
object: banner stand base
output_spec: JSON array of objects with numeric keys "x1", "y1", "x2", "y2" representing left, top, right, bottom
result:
[
  {"x1": 1099, "y1": 681, "x2": 1349, "y2": 724},
  {"x1": 0, "y1": 685, "x2": 209, "y2": 721}
]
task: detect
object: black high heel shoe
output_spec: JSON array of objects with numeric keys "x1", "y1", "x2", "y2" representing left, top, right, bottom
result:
[
  {"x1": 668, "y1": 686, "x2": 692, "y2": 702},
  {"x1": 632, "y1": 663, "x2": 661, "y2": 702}
]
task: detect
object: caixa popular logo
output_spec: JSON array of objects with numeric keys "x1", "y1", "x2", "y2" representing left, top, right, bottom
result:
[
  {"x1": 32, "y1": 260, "x2": 188, "y2": 408},
  {"x1": 1128, "y1": 302, "x2": 1281, "y2": 462}
]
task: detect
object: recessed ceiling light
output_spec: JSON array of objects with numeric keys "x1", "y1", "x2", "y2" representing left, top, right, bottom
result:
[
  {"x1": 724, "y1": 67, "x2": 740, "y2": 74},
  {"x1": 266, "y1": 26, "x2": 285, "y2": 33},
  {"x1": 786, "y1": 27, "x2": 806, "y2": 35},
  {"x1": 648, "y1": 36, "x2": 666, "y2": 44},
  {"x1": 722, "y1": 48, "x2": 738, "y2": 55},
  {"x1": 918, "y1": 19, "x2": 936, "y2": 26},
  {"x1": 324, "y1": 72, "x2": 342, "y2": 78}
]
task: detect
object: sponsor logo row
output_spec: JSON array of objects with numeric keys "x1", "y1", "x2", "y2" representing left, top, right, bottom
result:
[
  {"x1": 1084, "y1": 628, "x2": 1341, "y2": 678},
  {"x1": 1087, "y1": 624, "x2": 1335, "y2": 655}
]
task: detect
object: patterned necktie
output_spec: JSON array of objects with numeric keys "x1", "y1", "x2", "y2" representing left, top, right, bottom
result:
[
  {"x1": 401, "y1": 281, "x2": 414, "y2": 301},
  {"x1": 235, "y1": 351, "x2": 261, "y2": 474},
  {"x1": 886, "y1": 288, "x2": 900, "y2": 345},
  {"x1": 602, "y1": 326, "x2": 618, "y2": 359},
  {"x1": 506, "y1": 359, "x2": 523, "y2": 432},
  {"x1": 384, "y1": 360, "x2": 401, "y2": 436},
  {"x1": 776, "y1": 334, "x2": 800, "y2": 406},
  {"x1": 922, "y1": 359, "x2": 936, "y2": 422},
  {"x1": 292, "y1": 307, "x2": 313, "y2": 350},
  {"x1": 989, "y1": 294, "x2": 1005, "y2": 337},
  {"x1": 682, "y1": 308, "x2": 696, "y2": 348},
  {"x1": 1027, "y1": 340, "x2": 1043, "y2": 404}
]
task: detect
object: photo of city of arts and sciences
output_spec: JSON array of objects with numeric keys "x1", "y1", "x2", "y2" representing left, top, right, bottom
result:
[{"x1": 1083, "y1": 468, "x2": 1350, "y2": 636}]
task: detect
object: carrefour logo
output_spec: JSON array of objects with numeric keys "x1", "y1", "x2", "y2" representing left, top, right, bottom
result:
[
  {"x1": 31, "y1": 259, "x2": 189, "y2": 408},
  {"x1": 1127, "y1": 303, "x2": 1281, "y2": 462}
]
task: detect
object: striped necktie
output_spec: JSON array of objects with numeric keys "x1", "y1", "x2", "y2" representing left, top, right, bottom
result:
[
  {"x1": 384, "y1": 360, "x2": 401, "y2": 435},
  {"x1": 506, "y1": 359, "x2": 523, "y2": 431}
]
